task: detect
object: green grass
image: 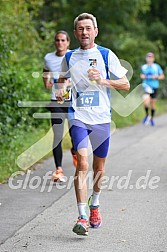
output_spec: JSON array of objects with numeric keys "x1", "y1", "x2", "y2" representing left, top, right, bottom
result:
[
  {"x1": 113, "y1": 99, "x2": 167, "y2": 128},
  {"x1": 0, "y1": 120, "x2": 73, "y2": 183},
  {"x1": 0, "y1": 127, "x2": 49, "y2": 183},
  {"x1": 0, "y1": 99, "x2": 167, "y2": 183}
]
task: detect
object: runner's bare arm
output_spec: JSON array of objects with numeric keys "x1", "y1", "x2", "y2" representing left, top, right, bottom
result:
[
  {"x1": 43, "y1": 68, "x2": 53, "y2": 89},
  {"x1": 88, "y1": 68, "x2": 130, "y2": 91}
]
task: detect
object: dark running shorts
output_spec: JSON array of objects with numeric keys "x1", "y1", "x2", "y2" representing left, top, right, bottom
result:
[{"x1": 150, "y1": 88, "x2": 158, "y2": 99}]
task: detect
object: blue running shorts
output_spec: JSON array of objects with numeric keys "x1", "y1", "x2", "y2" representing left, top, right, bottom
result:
[{"x1": 70, "y1": 119, "x2": 110, "y2": 158}]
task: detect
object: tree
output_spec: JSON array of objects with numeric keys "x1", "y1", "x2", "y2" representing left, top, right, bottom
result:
[{"x1": 0, "y1": 0, "x2": 47, "y2": 143}]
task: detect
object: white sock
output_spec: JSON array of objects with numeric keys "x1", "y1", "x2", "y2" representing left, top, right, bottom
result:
[
  {"x1": 77, "y1": 203, "x2": 87, "y2": 219},
  {"x1": 91, "y1": 190, "x2": 101, "y2": 206}
]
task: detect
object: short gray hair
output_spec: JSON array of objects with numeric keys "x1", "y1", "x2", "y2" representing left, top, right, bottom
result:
[{"x1": 74, "y1": 13, "x2": 98, "y2": 30}]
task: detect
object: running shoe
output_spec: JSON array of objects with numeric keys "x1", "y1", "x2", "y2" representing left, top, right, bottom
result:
[
  {"x1": 88, "y1": 195, "x2": 93, "y2": 208},
  {"x1": 150, "y1": 118, "x2": 155, "y2": 126},
  {"x1": 88, "y1": 196, "x2": 102, "y2": 228},
  {"x1": 89, "y1": 205, "x2": 102, "y2": 228},
  {"x1": 142, "y1": 115, "x2": 150, "y2": 125},
  {"x1": 51, "y1": 168, "x2": 65, "y2": 182},
  {"x1": 71, "y1": 148, "x2": 77, "y2": 168},
  {"x1": 73, "y1": 215, "x2": 89, "y2": 236}
]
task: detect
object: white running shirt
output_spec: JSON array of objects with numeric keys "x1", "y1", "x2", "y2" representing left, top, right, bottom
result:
[
  {"x1": 61, "y1": 45, "x2": 127, "y2": 124},
  {"x1": 44, "y1": 52, "x2": 64, "y2": 100}
]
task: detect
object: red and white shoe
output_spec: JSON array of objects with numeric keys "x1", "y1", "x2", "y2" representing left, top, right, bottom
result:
[{"x1": 73, "y1": 216, "x2": 89, "y2": 236}]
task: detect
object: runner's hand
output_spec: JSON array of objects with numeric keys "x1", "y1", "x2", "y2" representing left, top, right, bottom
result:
[
  {"x1": 55, "y1": 89, "x2": 64, "y2": 101},
  {"x1": 88, "y1": 68, "x2": 101, "y2": 84},
  {"x1": 152, "y1": 75, "x2": 159, "y2": 79}
]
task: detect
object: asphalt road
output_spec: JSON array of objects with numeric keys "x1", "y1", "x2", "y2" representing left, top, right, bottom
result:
[{"x1": 0, "y1": 114, "x2": 167, "y2": 252}]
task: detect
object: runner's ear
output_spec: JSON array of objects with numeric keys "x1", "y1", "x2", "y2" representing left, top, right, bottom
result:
[{"x1": 95, "y1": 28, "x2": 98, "y2": 37}]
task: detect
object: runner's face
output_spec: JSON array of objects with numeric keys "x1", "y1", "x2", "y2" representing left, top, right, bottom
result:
[
  {"x1": 55, "y1": 33, "x2": 69, "y2": 53},
  {"x1": 74, "y1": 19, "x2": 98, "y2": 50},
  {"x1": 146, "y1": 55, "x2": 155, "y2": 64}
]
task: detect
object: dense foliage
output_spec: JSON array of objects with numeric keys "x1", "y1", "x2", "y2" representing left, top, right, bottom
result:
[{"x1": 0, "y1": 0, "x2": 49, "y2": 143}]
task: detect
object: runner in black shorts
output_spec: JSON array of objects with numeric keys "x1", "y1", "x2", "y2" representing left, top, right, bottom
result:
[
  {"x1": 43, "y1": 31, "x2": 77, "y2": 182},
  {"x1": 141, "y1": 52, "x2": 164, "y2": 126}
]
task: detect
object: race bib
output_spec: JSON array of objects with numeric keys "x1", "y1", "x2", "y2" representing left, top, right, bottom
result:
[{"x1": 76, "y1": 91, "x2": 99, "y2": 109}]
